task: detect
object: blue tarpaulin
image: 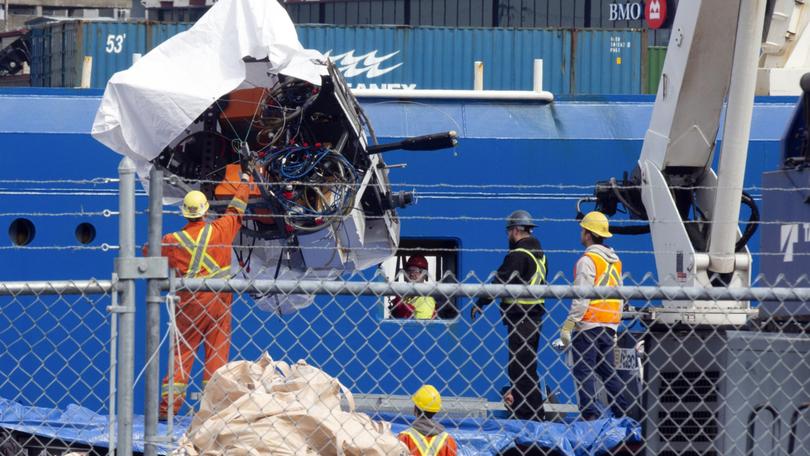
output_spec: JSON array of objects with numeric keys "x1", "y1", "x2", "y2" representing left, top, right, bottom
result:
[
  {"x1": 0, "y1": 398, "x2": 640, "y2": 455},
  {"x1": 378, "y1": 413, "x2": 642, "y2": 456},
  {"x1": 0, "y1": 397, "x2": 189, "y2": 454}
]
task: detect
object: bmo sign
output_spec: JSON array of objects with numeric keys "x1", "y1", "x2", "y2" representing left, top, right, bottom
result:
[
  {"x1": 609, "y1": 0, "x2": 667, "y2": 29},
  {"x1": 609, "y1": 2, "x2": 642, "y2": 21},
  {"x1": 646, "y1": 0, "x2": 667, "y2": 29}
]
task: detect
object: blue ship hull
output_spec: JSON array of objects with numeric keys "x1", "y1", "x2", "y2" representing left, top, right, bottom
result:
[{"x1": 0, "y1": 89, "x2": 798, "y2": 416}]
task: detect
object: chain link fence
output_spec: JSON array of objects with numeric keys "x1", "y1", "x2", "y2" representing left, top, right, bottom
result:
[
  {"x1": 144, "y1": 274, "x2": 810, "y2": 456},
  {"x1": 0, "y1": 280, "x2": 116, "y2": 455},
  {"x1": 2, "y1": 160, "x2": 810, "y2": 456},
  {"x1": 2, "y1": 273, "x2": 808, "y2": 455}
]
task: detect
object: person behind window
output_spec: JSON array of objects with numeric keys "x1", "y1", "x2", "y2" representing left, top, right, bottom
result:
[{"x1": 390, "y1": 255, "x2": 437, "y2": 319}]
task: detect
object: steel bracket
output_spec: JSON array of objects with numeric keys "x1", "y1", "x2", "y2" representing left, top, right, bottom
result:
[
  {"x1": 115, "y1": 257, "x2": 169, "y2": 280},
  {"x1": 108, "y1": 305, "x2": 134, "y2": 314}
]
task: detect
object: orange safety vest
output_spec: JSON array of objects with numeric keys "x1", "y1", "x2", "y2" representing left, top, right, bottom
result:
[
  {"x1": 581, "y1": 251, "x2": 623, "y2": 324},
  {"x1": 398, "y1": 428, "x2": 456, "y2": 456}
]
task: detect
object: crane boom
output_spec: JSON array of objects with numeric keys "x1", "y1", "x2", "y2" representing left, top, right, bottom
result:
[{"x1": 583, "y1": 0, "x2": 768, "y2": 325}]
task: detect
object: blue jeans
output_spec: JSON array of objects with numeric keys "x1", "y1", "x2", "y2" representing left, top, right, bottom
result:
[{"x1": 572, "y1": 327, "x2": 630, "y2": 419}]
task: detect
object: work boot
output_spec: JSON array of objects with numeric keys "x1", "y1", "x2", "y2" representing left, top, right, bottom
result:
[
  {"x1": 158, "y1": 395, "x2": 185, "y2": 421},
  {"x1": 159, "y1": 382, "x2": 188, "y2": 421}
]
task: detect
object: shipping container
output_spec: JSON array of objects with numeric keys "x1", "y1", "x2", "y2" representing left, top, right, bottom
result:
[
  {"x1": 148, "y1": 22, "x2": 192, "y2": 49},
  {"x1": 646, "y1": 45, "x2": 665, "y2": 94},
  {"x1": 29, "y1": 20, "x2": 149, "y2": 89},
  {"x1": 0, "y1": 75, "x2": 31, "y2": 87},
  {"x1": 284, "y1": 0, "x2": 678, "y2": 34},
  {"x1": 286, "y1": 0, "x2": 574, "y2": 28},
  {"x1": 148, "y1": 0, "x2": 678, "y2": 43},
  {"x1": 83, "y1": 22, "x2": 149, "y2": 87},
  {"x1": 572, "y1": 29, "x2": 643, "y2": 94},
  {"x1": 29, "y1": 27, "x2": 52, "y2": 87},
  {"x1": 29, "y1": 21, "x2": 650, "y2": 95},
  {"x1": 298, "y1": 25, "x2": 571, "y2": 92}
]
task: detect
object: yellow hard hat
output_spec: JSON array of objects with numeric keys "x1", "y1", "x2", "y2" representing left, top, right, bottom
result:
[
  {"x1": 412, "y1": 385, "x2": 442, "y2": 413},
  {"x1": 580, "y1": 211, "x2": 612, "y2": 238},
  {"x1": 181, "y1": 190, "x2": 209, "y2": 219}
]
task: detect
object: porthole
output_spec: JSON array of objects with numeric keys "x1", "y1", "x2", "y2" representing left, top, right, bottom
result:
[
  {"x1": 8, "y1": 218, "x2": 35, "y2": 246},
  {"x1": 75, "y1": 222, "x2": 96, "y2": 245}
]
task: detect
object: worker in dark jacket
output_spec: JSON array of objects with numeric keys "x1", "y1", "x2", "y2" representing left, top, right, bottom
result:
[{"x1": 471, "y1": 210, "x2": 548, "y2": 421}]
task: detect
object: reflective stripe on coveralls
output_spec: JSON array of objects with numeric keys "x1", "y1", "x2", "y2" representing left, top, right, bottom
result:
[
  {"x1": 160, "y1": 382, "x2": 187, "y2": 397},
  {"x1": 172, "y1": 224, "x2": 231, "y2": 278},
  {"x1": 581, "y1": 252, "x2": 623, "y2": 324},
  {"x1": 400, "y1": 429, "x2": 451, "y2": 456},
  {"x1": 502, "y1": 248, "x2": 546, "y2": 305},
  {"x1": 228, "y1": 197, "x2": 247, "y2": 213}
]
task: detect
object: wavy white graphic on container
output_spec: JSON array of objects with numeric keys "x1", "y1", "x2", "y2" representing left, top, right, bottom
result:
[{"x1": 324, "y1": 50, "x2": 403, "y2": 78}]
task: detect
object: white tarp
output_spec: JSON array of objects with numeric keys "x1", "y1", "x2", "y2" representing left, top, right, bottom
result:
[{"x1": 91, "y1": 0, "x2": 326, "y2": 167}]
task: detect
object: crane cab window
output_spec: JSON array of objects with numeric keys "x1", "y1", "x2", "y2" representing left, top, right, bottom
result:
[{"x1": 380, "y1": 238, "x2": 460, "y2": 321}]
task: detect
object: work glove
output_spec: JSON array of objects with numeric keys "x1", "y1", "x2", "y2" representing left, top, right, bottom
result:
[
  {"x1": 240, "y1": 149, "x2": 255, "y2": 176},
  {"x1": 241, "y1": 159, "x2": 255, "y2": 177},
  {"x1": 470, "y1": 303, "x2": 484, "y2": 321},
  {"x1": 553, "y1": 319, "x2": 576, "y2": 350}
]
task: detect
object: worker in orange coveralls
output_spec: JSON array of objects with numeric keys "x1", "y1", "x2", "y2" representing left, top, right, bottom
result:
[{"x1": 149, "y1": 170, "x2": 251, "y2": 420}]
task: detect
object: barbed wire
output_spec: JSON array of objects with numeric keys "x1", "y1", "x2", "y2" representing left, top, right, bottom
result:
[
  {"x1": 0, "y1": 187, "x2": 773, "y2": 201},
  {"x1": 0, "y1": 178, "x2": 119, "y2": 185},
  {"x1": 0, "y1": 191, "x2": 136, "y2": 197},
  {"x1": 0, "y1": 190, "x2": 767, "y2": 203},
  {"x1": 416, "y1": 193, "x2": 591, "y2": 201},
  {"x1": 4, "y1": 242, "x2": 809, "y2": 257},
  {"x1": 131, "y1": 209, "x2": 809, "y2": 225},
  {"x1": 0, "y1": 244, "x2": 117, "y2": 251},
  {"x1": 6, "y1": 207, "x2": 806, "y2": 226},
  {"x1": 0, "y1": 211, "x2": 120, "y2": 217},
  {"x1": 3, "y1": 175, "x2": 807, "y2": 193},
  {"x1": 168, "y1": 176, "x2": 810, "y2": 192},
  {"x1": 0, "y1": 186, "x2": 145, "y2": 193}
]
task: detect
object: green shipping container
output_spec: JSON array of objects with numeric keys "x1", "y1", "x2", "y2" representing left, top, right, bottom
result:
[{"x1": 646, "y1": 46, "x2": 666, "y2": 94}]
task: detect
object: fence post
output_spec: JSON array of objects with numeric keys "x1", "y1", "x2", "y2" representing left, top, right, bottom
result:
[
  {"x1": 116, "y1": 157, "x2": 136, "y2": 456},
  {"x1": 144, "y1": 165, "x2": 163, "y2": 456}
]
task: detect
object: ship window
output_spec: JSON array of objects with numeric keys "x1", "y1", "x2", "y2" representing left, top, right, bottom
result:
[
  {"x1": 75, "y1": 223, "x2": 96, "y2": 245},
  {"x1": 8, "y1": 218, "x2": 35, "y2": 246},
  {"x1": 380, "y1": 238, "x2": 460, "y2": 321}
]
